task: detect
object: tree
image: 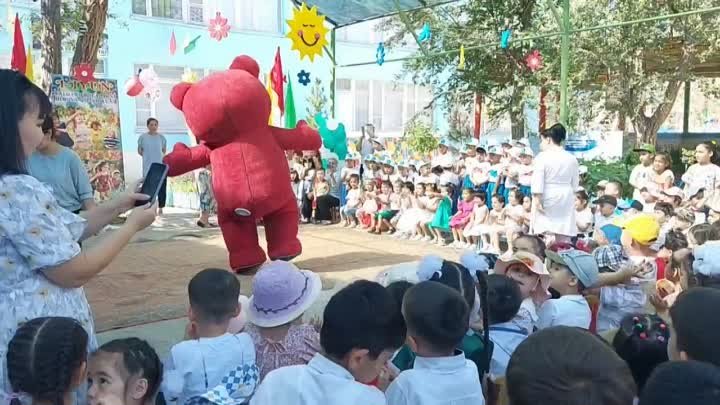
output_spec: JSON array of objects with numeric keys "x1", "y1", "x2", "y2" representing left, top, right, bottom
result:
[
  {"x1": 305, "y1": 78, "x2": 329, "y2": 128},
  {"x1": 380, "y1": 0, "x2": 545, "y2": 139},
  {"x1": 35, "y1": 0, "x2": 110, "y2": 89},
  {"x1": 556, "y1": 0, "x2": 720, "y2": 144}
]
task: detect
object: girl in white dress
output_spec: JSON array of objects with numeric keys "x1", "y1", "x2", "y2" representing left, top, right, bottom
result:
[
  {"x1": 483, "y1": 195, "x2": 507, "y2": 254},
  {"x1": 531, "y1": 123, "x2": 579, "y2": 242},
  {"x1": 504, "y1": 190, "x2": 527, "y2": 254},
  {"x1": 682, "y1": 141, "x2": 720, "y2": 197},
  {"x1": 463, "y1": 193, "x2": 489, "y2": 248},
  {"x1": 651, "y1": 152, "x2": 675, "y2": 191},
  {"x1": 396, "y1": 183, "x2": 425, "y2": 238}
]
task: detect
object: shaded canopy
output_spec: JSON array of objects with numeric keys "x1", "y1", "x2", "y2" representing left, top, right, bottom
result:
[{"x1": 292, "y1": 0, "x2": 458, "y2": 28}]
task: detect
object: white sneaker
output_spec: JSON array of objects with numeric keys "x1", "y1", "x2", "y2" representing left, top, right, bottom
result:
[
  {"x1": 422, "y1": 236, "x2": 433, "y2": 242},
  {"x1": 411, "y1": 234, "x2": 423, "y2": 241}
]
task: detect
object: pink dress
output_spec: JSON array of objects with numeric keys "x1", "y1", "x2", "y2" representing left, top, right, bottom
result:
[
  {"x1": 450, "y1": 200, "x2": 474, "y2": 228},
  {"x1": 245, "y1": 323, "x2": 320, "y2": 381}
]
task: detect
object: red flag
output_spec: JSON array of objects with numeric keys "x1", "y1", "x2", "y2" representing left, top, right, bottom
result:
[
  {"x1": 169, "y1": 31, "x2": 177, "y2": 56},
  {"x1": 270, "y1": 47, "x2": 285, "y2": 115},
  {"x1": 11, "y1": 14, "x2": 27, "y2": 74}
]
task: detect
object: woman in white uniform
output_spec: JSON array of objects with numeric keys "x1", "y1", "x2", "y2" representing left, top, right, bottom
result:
[{"x1": 530, "y1": 124, "x2": 579, "y2": 242}]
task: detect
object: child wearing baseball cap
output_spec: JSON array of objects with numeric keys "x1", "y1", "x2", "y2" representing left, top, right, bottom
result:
[{"x1": 537, "y1": 249, "x2": 599, "y2": 330}]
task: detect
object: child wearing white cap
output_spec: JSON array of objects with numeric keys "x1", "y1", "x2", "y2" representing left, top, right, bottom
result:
[{"x1": 518, "y1": 148, "x2": 534, "y2": 197}]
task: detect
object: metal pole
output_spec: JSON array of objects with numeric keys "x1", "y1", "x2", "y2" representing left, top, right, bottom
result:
[
  {"x1": 559, "y1": 0, "x2": 570, "y2": 125},
  {"x1": 330, "y1": 28, "x2": 336, "y2": 118}
]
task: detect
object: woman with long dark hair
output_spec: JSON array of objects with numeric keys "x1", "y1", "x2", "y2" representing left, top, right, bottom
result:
[
  {"x1": 530, "y1": 123, "x2": 580, "y2": 243},
  {"x1": 0, "y1": 69, "x2": 157, "y2": 400}
]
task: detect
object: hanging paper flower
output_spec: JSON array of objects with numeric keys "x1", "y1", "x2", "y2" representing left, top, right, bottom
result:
[
  {"x1": 73, "y1": 63, "x2": 95, "y2": 83},
  {"x1": 525, "y1": 50, "x2": 543, "y2": 72},
  {"x1": 124, "y1": 73, "x2": 144, "y2": 97},
  {"x1": 376, "y1": 42, "x2": 386, "y2": 66},
  {"x1": 208, "y1": 11, "x2": 230, "y2": 42},
  {"x1": 181, "y1": 69, "x2": 199, "y2": 84},
  {"x1": 297, "y1": 70, "x2": 311, "y2": 86},
  {"x1": 417, "y1": 22, "x2": 432, "y2": 43},
  {"x1": 500, "y1": 29, "x2": 512, "y2": 49}
]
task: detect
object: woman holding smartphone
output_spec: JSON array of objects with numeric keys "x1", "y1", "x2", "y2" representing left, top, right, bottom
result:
[{"x1": 0, "y1": 70, "x2": 157, "y2": 401}]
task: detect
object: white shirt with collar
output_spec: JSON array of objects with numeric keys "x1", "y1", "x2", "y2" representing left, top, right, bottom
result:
[
  {"x1": 432, "y1": 152, "x2": 455, "y2": 169},
  {"x1": 250, "y1": 353, "x2": 385, "y2": 405},
  {"x1": 536, "y1": 295, "x2": 592, "y2": 330},
  {"x1": 488, "y1": 322, "x2": 528, "y2": 380},
  {"x1": 386, "y1": 351, "x2": 485, "y2": 405}
]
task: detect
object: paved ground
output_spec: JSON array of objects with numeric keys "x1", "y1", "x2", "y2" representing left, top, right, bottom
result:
[{"x1": 92, "y1": 208, "x2": 464, "y2": 358}]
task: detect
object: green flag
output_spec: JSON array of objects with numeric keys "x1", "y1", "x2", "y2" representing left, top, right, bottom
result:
[
  {"x1": 284, "y1": 73, "x2": 297, "y2": 128},
  {"x1": 184, "y1": 35, "x2": 201, "y2": 54}
]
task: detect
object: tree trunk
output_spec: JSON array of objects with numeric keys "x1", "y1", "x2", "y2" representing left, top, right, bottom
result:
[
  {"x1": 509, "y1": 106, "x2": 525, "y2": 140},
  {"x1": 40, "y1": 0, "x2": 62, "y2": 91},
  {"x1": 632, "y1": 79, "x2": 683, "y2": 145},
  {"x1": 71, "y1": 0, "x2": 109, "y2": 68}
]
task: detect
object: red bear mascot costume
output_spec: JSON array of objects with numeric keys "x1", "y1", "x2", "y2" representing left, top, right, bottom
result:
[{"x1": 163, "y1": 55, "x2": 321, "y2": 271}]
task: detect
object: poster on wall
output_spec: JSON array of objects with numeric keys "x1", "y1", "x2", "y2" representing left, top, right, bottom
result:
[
  {"x1": 564, "y1": 130, "x2": 623, "y2": 161},
  {"x1": 49, "y1": 75, "x2": 125, "y2": 201}
]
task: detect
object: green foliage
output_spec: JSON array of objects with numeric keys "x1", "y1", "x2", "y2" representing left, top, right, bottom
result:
[
  {"x1": 169, "y1": 173, "x2": 197, "y2": 193},
  {"x1": 403, "y1": 119, "x2": 438, "y2": 154},
  {"x1": 305, "y1": 78, "x2": 328, "y2": 129},
  {"x1": 581, "y1": 159, "x2": 633, "y2": 199}
]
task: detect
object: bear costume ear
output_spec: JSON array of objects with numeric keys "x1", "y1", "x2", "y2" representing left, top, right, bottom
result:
[
  {"x1": 170, "y1": 82, "x2": 193, "y2": 110},
  {"x1": 229, "y1": 55, "x2": 260, "y2": 79}
]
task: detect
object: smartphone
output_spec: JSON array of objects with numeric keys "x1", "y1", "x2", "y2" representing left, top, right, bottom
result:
[{"x1": 135, "y1": 162, "x2": 169, "y2": 207}]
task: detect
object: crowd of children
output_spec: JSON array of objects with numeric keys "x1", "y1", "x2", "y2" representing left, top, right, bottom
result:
[{"x1": 5, "y1": 140, "x2": 720, "y2": 405}]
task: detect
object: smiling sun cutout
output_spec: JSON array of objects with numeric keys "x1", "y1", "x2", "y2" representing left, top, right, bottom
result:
[{"x1": 286, "y1": 3, "x2": 329, "y2": 62}]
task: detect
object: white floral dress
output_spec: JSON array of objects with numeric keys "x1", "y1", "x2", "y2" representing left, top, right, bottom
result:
[{"x1": 0, "y1": 175, "x2": 97, "y2": 399}]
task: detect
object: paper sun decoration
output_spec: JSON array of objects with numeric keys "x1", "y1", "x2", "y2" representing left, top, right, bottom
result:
[
  {"x1": 73, "y1": 64, "x2": 95, "y2": 83},
  {"x1": 286, "y1": 3, "x2": 329, "y2": 62},
  {"x1": 376, "y1": 43, "x2": 386, "y2": 66},
  {"x1": 297, "y1": 70, "x2": 311, "y2": 86},
  {"x1": 525, "y1": 50, "x2": 543, "y2": 72},
  {"x1": 417, "y1": 23, "x2": 432, "y2": 43},
  {"x1": 208, "y1": 11, "x2": 230, "y2": 41}
]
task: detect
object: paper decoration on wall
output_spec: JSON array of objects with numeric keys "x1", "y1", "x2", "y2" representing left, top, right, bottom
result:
[
  {"x1": 73, "y1": 63, "x2": 95, "y2": 83},
  {"x1": 209, "y1": 12, "x2": 230, "y2": 41},
  {"x1": 376, "y1": 42, "x2": 386, "y2": 66},
  {"x1": 181, "y1": 69, "x2": 199, "y2": 84},
  {"x1": 139, "y1": 67, "x2": 160, "y2": 102},
  {"x1": 169, "y1": 31, "x2": 177, "y2": 55},
  {"x1": 184, "y1": 35, "x2": 201, "y2": 54},
  {"x1": 286, "y1": 3, "x2": 329, "y2": 62},
  {"x1": 124, "y1": 72, "x2": 144, "y2": 97},
  {"x1": 316, "y1": 113, "x2": 348, "y2": 163},
  {"x1": 525, "y1": 50, "x2": 543, "y2": 72},
  {"x1": 458, "y1": 45, "x2": 466, "y2": 70},
  {"x1": 297, "y1": 70, "x2": 311, "y2": 86},
  {"x1": 418, "y1": 23, "x2": 432, "y2": 43}
]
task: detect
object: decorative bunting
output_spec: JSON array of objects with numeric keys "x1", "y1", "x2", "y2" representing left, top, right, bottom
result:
[
  {"x1": 184, "y1": 35, "x2": 201, "y2": 54},
  {"x1": 286, "y1": 3, "x2": 329, "y2": 62},
  {"x1": 169, "y1": 31, "x2": 177, "y2": 56},
  {"x1": 297, "y1": 70, "x2": 311, "y2": 86},
  {"x1": 209, "y1": 12, "x2": 230, "y2": 41}
]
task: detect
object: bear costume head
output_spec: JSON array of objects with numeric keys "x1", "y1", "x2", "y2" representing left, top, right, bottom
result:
[{"x1": 170, "y1": 56, "x2": 270, "y2": 147}]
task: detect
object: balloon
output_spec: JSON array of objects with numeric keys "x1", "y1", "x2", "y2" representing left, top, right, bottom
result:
[
  {"x1": 124, "y1": 75, "x2": 144, "y2": 97},
  {"x1": 315, "y1": 113, "x2": 348, "y2": 162},
  {"x1": 139, "y1": 67, "x2": 159, "y2": 89}
]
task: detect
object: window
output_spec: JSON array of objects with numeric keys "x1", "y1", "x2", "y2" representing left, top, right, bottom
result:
[
  {"x1": 134, "y1": 64, "x2": 209, "y2": 132},
  {"x1": 337, "y1": 78, "x2": 433, "y2": 136},
  {"x1": 133, "y1": 0, "x2": 280, "y2": 33}
]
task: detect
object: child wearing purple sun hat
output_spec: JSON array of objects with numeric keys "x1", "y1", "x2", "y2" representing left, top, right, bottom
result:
[{"x1": 245, "y1": 261, "x2": 322, "y2": 381}]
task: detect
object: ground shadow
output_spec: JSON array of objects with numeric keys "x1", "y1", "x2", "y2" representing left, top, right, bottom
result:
[{"x1": 294, "y1": 252, "x2": 418, "y2": 273}]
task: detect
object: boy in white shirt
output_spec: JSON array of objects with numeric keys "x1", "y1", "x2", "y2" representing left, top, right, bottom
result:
[
  {"x1": 538, "y1": 249, "x2": 599, "y2": 330},
  {"x1": 593, "y1": 195, "x2": 619, "y2": 233},
  {"x1": 630, "y1": 144, "x2": 655, "y2": 201},
  {"x1": 163, "y1": 269, "x2": 258, "y2": 405},
  {"x1": 386, "y1": 282, "x2": 485, "y2": 405},
  {"x1": 251, "y1": 280, "x2": 406, "y2": 405}
]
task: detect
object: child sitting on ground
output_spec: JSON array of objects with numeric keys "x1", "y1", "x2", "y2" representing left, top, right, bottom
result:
[
  {"x1": 370, "y1": 181, "x2": 394, "y2": 234},
  {"x1": 386, "y1": 282, "x2": 485, "y2": 405},
  {"x1": 88, "y1": 338, "x2": 163, "y2": 405},
  {"x1": 503, "y1": 190, "x2": 526, "y2": 254},
  {"x1": 244, "y1": 262, "x2": 321, "y2": 381},
  {"x1": 538, "y1": 249, "x2": 599, "y2": 330},
  {"x1": 7, "y1": 317, "x2": 89, "y2": 405},
  {"x1": 612, "y1": 313, "x2": 669, "y2": 392},
  {"x1": 494, "y1": 251, "x2": 551, "y2": 333},
  {"x1": 340, "y1": 174, "x2": 361, "y2": 227},
  {"x1": 449, "y1": 188, "x2": 475, "y2": 249},
  {"x1": 506, "y1": 327, "x2": 635, "y2": 405},
  {"x1": 163, "y1": 269, "x2": 258, "y2": 405},
  {"x1": 483, "y1": 195, "x2": 506, "y2": 254},
  {"x1": 391, "y1": 182, "x2": 416, "y2": 239},
  {"x1": 357, "y1": 181, "x2": 378, "y2": 229},
  {"x1": 576, "y1": 190, "x2": 593, "y2": 236},
  {"x1": 415, "y1": 183, "x2": 441, "y2": 242},
  {"x1": 251, "y1": 280, "x2": 406, "y2": 405},
  {"x1": 594, "y1": 195, "x2": 619, "y2": 233},
  {"x1": 428, "y1": 184, "x2": 453, "y2": 246},
  {"x1": 464, "y1": 193, "x2": 489, "y2": 249}
]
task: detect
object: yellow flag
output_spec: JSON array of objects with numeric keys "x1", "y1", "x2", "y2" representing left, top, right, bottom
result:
[
  {"x1": 25, "y1": 46, "x2": 34, "y2": 83},
  {"x1": 265, "y1": 73, "x2": 280, "y2": 125}
]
